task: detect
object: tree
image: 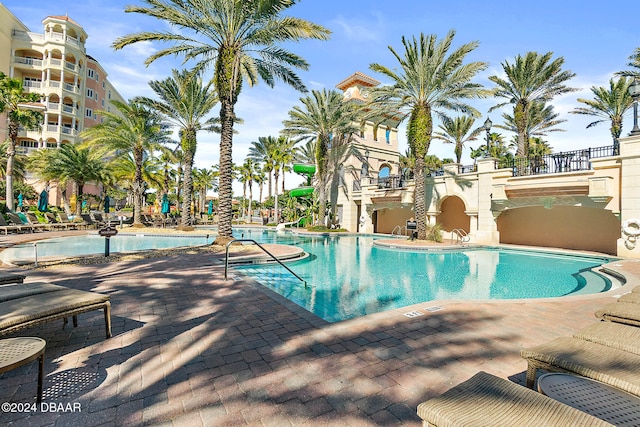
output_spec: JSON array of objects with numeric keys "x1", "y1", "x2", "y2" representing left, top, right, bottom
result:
[
  {"x1": 499, "y1": 101, "x2": 566, "y2": 143},
  {"x1": 248, "y1": 136, "x2": 278, "y2": 200},
  {"x1": 489, "y1": 51, "x2": 576, "y2": 157},
  {"x1": 283, "y1": 89, "x2": 360, "y2": 226},
  {"x1": 0, "y1": 72, "x2": 43, "y2": 210},
  {"x1": 111, "y1": 153, "x2": 164, "y2": 210},
  {"x1": 27, "y1": 143, "x2": 110, "y2": 215},
  {"x1": 367, "y1": 30, "x2": 487, "y2": 240},
  {"x1": 192, "y1": 167, "x2": 218, "y2": 215},
  {"x1": 136, "y1": 69, "x2": 219, "y2": 230},
  {"x1": 237, "y1": 159, "x2": 257, "y2": 220},
  {"x1": 113, "y1": 0, "x2": 330, "y2": 244},
  {"x1": 571, "y1": 77, "x2": 633, "y2": 151},
  {"x1": 81, "y1": 100, "x2": 170, "y2": 226},
  {"x1": 433, "y1": 116, "x2": 482, "y2": 164},
  {"x1": 619, "y1": 47, "x2": 640, "y2": 78}
]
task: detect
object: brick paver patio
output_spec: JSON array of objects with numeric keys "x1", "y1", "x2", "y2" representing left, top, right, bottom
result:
[{"x1": 0, "y1": 231, "x2": 637, "y2": 426}]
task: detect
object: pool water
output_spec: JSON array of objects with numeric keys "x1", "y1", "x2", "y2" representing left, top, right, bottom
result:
[
  {"x1": 232, "y1": 229, "x2": 615, "y2": 322},
  {"x1": 0, "y1": 228, "x2": 615, "y2": 322}
]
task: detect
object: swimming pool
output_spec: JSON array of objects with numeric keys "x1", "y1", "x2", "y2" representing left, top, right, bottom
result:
[
  {"x1": 0, "y1": 228, "x2": 616, "y2": 322},
  {"x1": 231, "y1": 229, "x2": 616, "y2": 322}
]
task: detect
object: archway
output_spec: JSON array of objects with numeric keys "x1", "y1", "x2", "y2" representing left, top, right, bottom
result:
[{"x1": 437, "y1": 196, "x2": 469, "y2": 232}]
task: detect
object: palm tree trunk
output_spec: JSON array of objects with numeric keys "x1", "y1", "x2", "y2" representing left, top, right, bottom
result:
[
  {"x1": 248, "y1": 181, "x2": 253, "y2": 221},
  {"x1": 132, "y1": 147, "x2": 145, "y2": 226},
  {"x1": 515, "y1": 100, "x2": 528, "y2": 157},
  {"x1": 274, "y1": 170, "x2": 280, "y2": 223},
  {"x1": 408, "y1": 104, "x2": 432, "y2": 240},
  {"x1": 5, "y1": 125, "x2": 18, "y2": 211},
  {"x1": 215, "y1": 100, "x2": 235, "y2": 242}
]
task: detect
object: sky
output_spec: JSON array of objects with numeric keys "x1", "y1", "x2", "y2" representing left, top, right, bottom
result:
[{"x1": 4, "y1": 0, "x2": 639, "y2": 195}]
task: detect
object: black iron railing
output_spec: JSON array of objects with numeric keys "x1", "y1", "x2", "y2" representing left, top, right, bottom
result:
[
  {"x1": 497, "y1": 145, "x2": 617, "y2": 177},
  {"x1": 375, "y1": 175, "x2": 405, "y2": 189}
]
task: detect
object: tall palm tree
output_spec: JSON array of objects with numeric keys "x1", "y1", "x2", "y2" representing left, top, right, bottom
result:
[
  {"x1": 0, "y1": 72, "x2": 43, "y2": 210},
  {"x1": 192, "y1": 167, "x2": 218, "y2": 215},
  {"x1": 27, "y1": 143, "x2": 111, "y2": 215},
  {"x1": 136, "y1": 69, "x2": 219, "y2": 229},
  {"x1": 367, "y1": 30, "x2": 487, "y2": 240},
  {"x1": 499, "y1": 101, "x2": 566, "y2": 144},
  {"x1": 111, "y1": 153, "x2": 164, "y2": 210},
  {"x1": 270, "y1": 139, "x2": 294, "y2": 224},
  {"x1": 113, "y1": 0, "x2": 330, "y2": 244},
  {"x1": 253, "y1": 165, "x2": 266, "y2": 206},
  {"x1": 283, "y1": 89, "x2": 360, "y2": 226},
  {"x1": 81, "y1": 100, "x2": 170, "y2": 226},
  {"x1": 237, "y1": 159, "x2": 257, "y2": 220},
  {"x1": 489, "y1": 51, "x2": 576, "y2": 157},
  {"x1": 571, "y1": 77, "x2": 633, "y2": 151},
  {"x1": 433, "y1": 116, "x2": 482, "y2": 163},
  {"x1": 248, "y1": 136, "x2": 278, "y2": 200}
]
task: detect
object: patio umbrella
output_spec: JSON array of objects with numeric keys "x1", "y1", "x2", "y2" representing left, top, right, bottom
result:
[
  {"x1": 37, "y1": 190, "x2": 48, "y2": 212},
  {"x1": 17, "y1": 193, "x2": 23, "y2": 210},
  {"x1": 207, "y1": 200, "x2": 213, "y2": 215},
  {"x1": 161, "y1": 194, "x2": 170, "y2": 215},
  {"x1": 104, "y1": 196, "x2": 110, "y2": 213}
]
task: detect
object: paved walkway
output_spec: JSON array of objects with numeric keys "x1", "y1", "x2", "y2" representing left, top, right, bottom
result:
[{"x1": 0, "y1": 230, "x2": 638, "y2": 426}]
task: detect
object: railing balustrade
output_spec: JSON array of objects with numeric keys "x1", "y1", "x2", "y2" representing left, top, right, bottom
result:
[{"x1": 375, "y1": 175, "x2": 405, "y2": 189}]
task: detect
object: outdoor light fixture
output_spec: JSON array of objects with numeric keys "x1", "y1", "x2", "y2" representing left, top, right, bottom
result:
[
  {"x1": 361, "y1": 148, "x2": 370, "y2": 177},
  {"x1": 629, "y1": 78, "x2": 640, "y2": 136},
  {"x1": 483, "y1": 117, "x2": 492, "y2": 154}
]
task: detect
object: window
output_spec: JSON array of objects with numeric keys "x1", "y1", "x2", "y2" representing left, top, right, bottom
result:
[
  {"x1": 101, "y1": 98, "x2": 105, "y2": 107},
  {"x1": 385, "y1": 127, "x2": 391, "y2": 144},
  {"x1": 87, "y1": 69, "x2": 94, "y2": 79},
  {"x1": 95, "y1": 73, "x2": 99, "y2": 82},
  {"x1": 94, "y1": 92, "x2": 98, "y2": 101},
  {"x1": 85, "y1": 108, "x2": 93, "y2": 118},
  {"x1": 102, "y1": 81, "x2": 105, "y2": 89},
  {"x1": 86, "y1": 88, "x2": 94, "y2": 98},
  {"x1": 108, "y1": 91, "x2": 111, "y2": 100}
]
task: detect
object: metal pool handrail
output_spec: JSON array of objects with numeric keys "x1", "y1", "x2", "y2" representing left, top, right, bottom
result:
[{"x1": 224, "y1": 239, "x2": 307, "y2": 288}]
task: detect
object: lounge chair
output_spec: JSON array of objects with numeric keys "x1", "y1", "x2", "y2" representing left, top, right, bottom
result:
[
  {"x1": 521, "y1": 336, "x2": 640, "y2": 395},
  {"x1": 56, "y1": 212, "x2": 82, "y2": 230},
  {"x1": 0, "y1": 281, "x2": 111, "y2": 339},
  {"x1": 24, "y1": 212, "x2": 55, "y2": 232},
  {"x1": 619, "y1": 292, "x2": 640, "y2": 304},
  {"x1": 43, "y1": 212, "x2": 73, "y2": 231},
  {"x1": 594, "y1": 301, "x2": 640, "y2": 326},
  {"x1": 5, "y1": 212, "x2": 34, "y2": 233},
  {"x1": 573, "y1": 321, "x2": 640, "y2": 355},
  {"x1": 92, "y1": 213, "x2": 109, "y2": 227},
  {"x1": 416, "y1": 371, "x2": 612, "y2": 426},
  {"x1": 0, "y1": 215, "x2": 25, "y2": 234},
  {"x1": 80, "y1": 214, "x2": 101, "y2": 229}
]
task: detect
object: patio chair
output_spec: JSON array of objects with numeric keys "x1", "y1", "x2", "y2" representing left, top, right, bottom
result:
[
  {"x1": 24, "y1": 212, "x2": 55, "y2": 232},
  {"x1": 56, "y1": 212, "x2": 82, "y2": 230},
  {"x1": 44, "y1": 212, "x2": 69, "y2": 230},
  {"x1": 5, "y1": 213, "x2": 34, "y2": 233},
  {"x1": 0, "y1": 215, "x2": 25, "y2": 234},
  {"x1": 91, "y1": 213, "x2": 108, "y2": 228},
  {"x1": 594, "y1": 301, "x2": 640, "y2": 326},
  {"x1": 416, "y1": 371, "x2": 612, "y2": 426},
  {"x1": 80, "y1": 214, "x2": 100, "y2": 229}
]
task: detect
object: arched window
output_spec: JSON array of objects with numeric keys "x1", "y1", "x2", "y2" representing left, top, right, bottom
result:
[{"x1": 378, "y1": 165, "x2": 390, "y2": 178}]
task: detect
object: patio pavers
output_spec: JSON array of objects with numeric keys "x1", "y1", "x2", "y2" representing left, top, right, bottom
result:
[{"x1": 0, "y1": 233, "x2": 636, "y2": 426}]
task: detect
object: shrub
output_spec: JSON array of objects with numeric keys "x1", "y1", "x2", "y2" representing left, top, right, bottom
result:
[{"x1": 426, "y1": 223, "x2": 443, "y2": 243}]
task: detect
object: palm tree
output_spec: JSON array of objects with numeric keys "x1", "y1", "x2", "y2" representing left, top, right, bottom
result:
[
  {"x1": 0, "y1": 72, "x2": 43, "y2": 210},
  {"x1": 433, "y1": 116, "x2": 482, "y2": 163},
  {"x1": 253, "y1": 166, "x2": 266, "y2": 207},
  {"x1": 27, "y1": 143, "x2": 111, "y2": 215},
  {"x1": 619, "y1": 48, "x2": 640, "y2": 78},
  {"x1": 136, "y1": 69, "x2": 219, "y2": 230},
  {"x1": 237, "y1": 159, "x2": 257, "y2": 220},
  {"x1": 499, "y1": 101, "x2": 566, "y2": 144},
  {"x1": 248, "y1": 136, "x2": 278, "y2": 200},
  {"x1": 571, "y1": 77, "x2": 633, "y2": 152},
  {"x1": 489, "y1": 51, "x2": 576, "y2": 157},
  {"x1": 111, "y1": 153, "x2": 164, "y2": 210},
  {"x1": 0, "y1": 141, "x2": 27, "y2": 185},
  {"x1": 192, "y1": 167, "x2": 218, "y2": 215},
  {"x1": 367, "y1": 30, "x2": 487, "y2": 240},
  {"x1": 283, "y1": 89, "x2": 360, "y2": 226},
  {"x1": 81, "y1": 100, "x2": 170, "y2": 226},
  {"x1": 113, "y1": 0, "x2": 330, "y2": 244}
]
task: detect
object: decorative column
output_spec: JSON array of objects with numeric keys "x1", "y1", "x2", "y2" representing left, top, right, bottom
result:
[
  {"x1": 475, "y1": 157, "x2": 500, "y2": 244},
  {"x1": 617, "y1": 134, "x2": 640, "y2": 257}
]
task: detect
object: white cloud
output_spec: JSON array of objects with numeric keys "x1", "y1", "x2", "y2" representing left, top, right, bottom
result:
[{"x1": 331, "y1": 14, "x2": 383, "y2": 42}]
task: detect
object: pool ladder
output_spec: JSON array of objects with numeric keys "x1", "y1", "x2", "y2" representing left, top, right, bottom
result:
[
  {"x1": 451, "y1": 229, "x2": 470, "y2": 244},
  {"x1": 224, "y1": 239, "x2": 307, "y2": 288}
]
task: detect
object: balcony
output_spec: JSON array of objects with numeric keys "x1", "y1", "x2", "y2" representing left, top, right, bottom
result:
[
  {"x1": 62, "y1": 83, "x2": 79, "y2": 94},
  {"x1": 64, "y1": 61, "x2": 77, "y2": 72},
  {"x1": 47, "y1": 102, "x2": 59, "y2": 111},
  {"x1": 61, "y1": 127, "x2": 77, "y2": 136},
  {"x1": 375, "y1": 175, "x2": 406, "y2": 189},
  {"x1": 13, "y1": 56, "x2": 43, "y2": 68}
]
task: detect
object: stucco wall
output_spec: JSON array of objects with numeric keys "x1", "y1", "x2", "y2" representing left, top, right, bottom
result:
[
  {"x1": 437, "y1": 196, "x2": 470, "y2": 232},
  {"x1": 497, "y1": 205, "x2": 620, "y2": 255},
  {"x1": 376, "y1": 207, "x2": 414, "y2": 234}
]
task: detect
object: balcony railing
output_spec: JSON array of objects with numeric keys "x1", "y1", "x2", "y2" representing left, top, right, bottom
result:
[
  {"x1": 64, "y1": 61, "x2": 77, "y2": 71},
  {"x1": 375, "y1": 175, "x2": 406, "y2": 189},
  {"x1": 497, "y1": 145, "x2": 617, "y2": 177},
  {"x1": 23, "y1": 80, "x2": 42, "y2": 88},
  {"x1": 61, "y1": 127, "x2": 77, "y2": 136},
  {"x1": 63, "y1": 83, "x2": 79, "y2": 93},
  {"x1": 62, "y1": 104, "x2": 75, "y2": 114},
  {"x1": 47, "y1": 102, "x2": 59, "y2": 111},
  {"x1": 49, "y1": 58, "x2": 62, "y2": 67},
  {"x1": 14, "y1": 56, "x2": 43, "y2": 67}
]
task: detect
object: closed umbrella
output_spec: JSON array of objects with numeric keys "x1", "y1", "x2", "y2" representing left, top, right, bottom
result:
[
  {"x1": 207, "y1": 200, "x2": 213, "y2": 215},
  {"x1": 17, "y1": 193, "x2": 23, "y2": 211},
  {"x1": 104, "y1": 195, "x2": 110, "y2": 213},
  {"x1": 37, "y1": 190, "x2": 48, "y2": 212},
  {"x1": 161, "y1": 194, "x2": 170, "y2": 215}
]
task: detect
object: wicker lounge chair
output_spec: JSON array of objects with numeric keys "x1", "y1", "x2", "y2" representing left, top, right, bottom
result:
[
  {"x1": 521, "y1": 336, "x2": 640, "y2": 395},
  {"x1": 573, "y1": 321, "x2": 640, "y2": 355},
  {"x1": 416, "y1": 371, "x2": 612, "y2": 426},
  {"x1": 619, "y1": 292, "x2": 640, "y2": 304},
  {"x1": 0, "y1": 282, "x2": 111, "y2": 339},
  {"x1": 594, "y1": 301, "x2": 640, "y2": 326}
]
